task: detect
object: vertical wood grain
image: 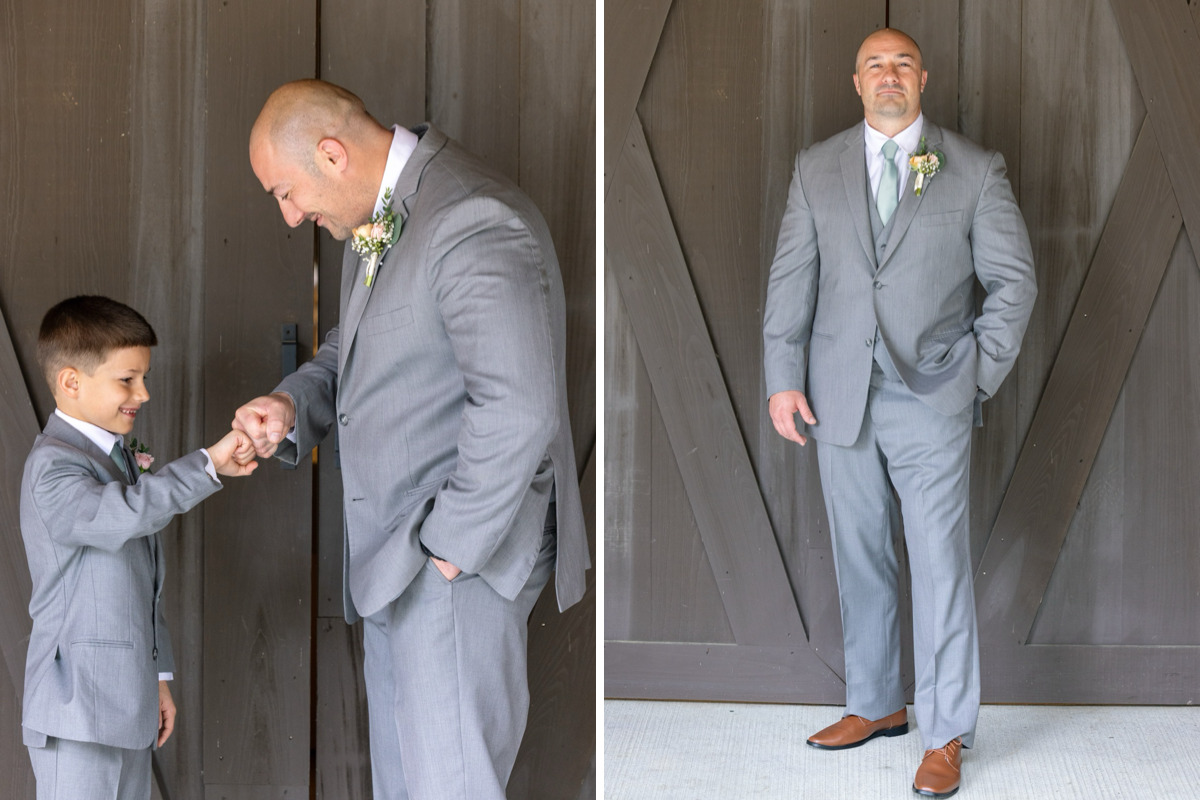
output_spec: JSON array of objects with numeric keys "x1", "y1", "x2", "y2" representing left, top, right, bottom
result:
[
  {"x1": 315, "y1": 620, "x2": 370, "y2": 800},
  {"x1": 810, "y1": 0, "x2": 885, "y2": 143},
  {"x1": 602, "y1": 270, "x2": 654, "y2": 641},
  {"x1": 428, "y1": 0, "x2": 521, "y2": 181},
  {"x1": 974, "y1": 119, "x2": 1181, "y2": 643},
  {"x1": 202, "y1": 0, "x2": 316, "y2": 788},
  {"x1": 603, "y1": 0, "x2": 674, "y2": 193},
  {"x1": 889, "y1": 0, "x2": 958, "y2": 129}
]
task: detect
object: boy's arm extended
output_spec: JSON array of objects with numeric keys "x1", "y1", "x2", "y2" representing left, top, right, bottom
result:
[{"x1": 28, "y1": 444, "x2": 222, "y2": 552}]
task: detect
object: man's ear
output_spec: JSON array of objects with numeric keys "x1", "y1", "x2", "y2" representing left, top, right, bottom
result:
[
  {"x1": 56, "y1": 367, "x2": 80, "y2": 399},
  {"x1": 316, "y1": 137, "x2": 349, "y2": 174},
  {"x1": 852, "y1": 73, "x2": 862, "y2": 97}
]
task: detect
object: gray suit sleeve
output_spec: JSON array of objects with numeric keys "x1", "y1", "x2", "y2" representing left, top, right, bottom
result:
[
  {"x1": 969, "y1": 151, "x2": 1037, "y2": 397},
  {"x1": 415, "y1": 198, "x2": 559, "y2": 572},
  {"x1": 29, "y1": 449, "x2": 220, "y2": 552},
  {"x1": 763, "y1": 156, "x2": 821, "y2": 398},
  {"x1": 275, "y1": 325, "x2": 340, "y2": 463}
]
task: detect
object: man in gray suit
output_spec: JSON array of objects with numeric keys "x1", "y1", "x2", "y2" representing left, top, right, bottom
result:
[
  {"x1": 763, "y1": 29, "x2": 1036, "y2": 798},
  {"x1": 233, "y1": 80, "x2": 589, "y2": 800}
]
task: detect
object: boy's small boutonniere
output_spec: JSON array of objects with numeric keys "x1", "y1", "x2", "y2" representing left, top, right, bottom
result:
[
  {"x1": 908, "y1": 136, "x2": 945, "y2": 196},
  {"x1": 351, "y1": 187, "x2": 402, "y2": 287},
  {"x1": 128, "y1": 438, "x2": 154, "y2": 473}
]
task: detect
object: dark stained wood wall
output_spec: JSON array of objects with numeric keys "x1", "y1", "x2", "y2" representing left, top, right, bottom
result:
[
  {"x1": 606, "y1": 0, "x2": 1200, "y2": 703},
  {"x1": 0, "y1": 1, "x2": 595, "y2": 798}
]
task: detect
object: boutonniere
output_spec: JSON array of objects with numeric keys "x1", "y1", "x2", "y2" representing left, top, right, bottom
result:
[
  {"x1": 908, "y1": 136, "x2": 945, "y2": 196},
  {"x1": 351, "y1": 187, "x2": 402, "y2": 287},
  {"x1": 128, "y1": 437, "x2": 154, "y2": 473}
]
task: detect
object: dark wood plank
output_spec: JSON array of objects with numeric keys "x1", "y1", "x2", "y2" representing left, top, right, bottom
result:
[
  {"x1": 647, "y1": 382, "x2": 734, "y2": 643},
  {"x1": 889, "y1": 0, "x2": 958, "y2": 130},
  {"x1": 510, "y1": 451, "x2": 596, "y2": 800},
  {"x1": 1110, "y1": 0, "x2": 1200, "y2": 262},
  {"x1": 0, "y1": 305, "x2": 38, "y2": 699},
  {"x1": 1031, "y1": 232, "x2": 1200, "y2": 646},
  {"x1": 974, "y1": 119, "x2": 1181, "y2": 643},
  {"x1": 0, "y1": 672, "x2": 36, "y2": 799},
  {"x1": 1014, "y1": 0, "x2": 1143, "y2": 437},
  {"x1": 0, "y1": 308, "x2": 37, "y2": 800},
  {"x1": 810, "y1": 0, "x2": 885, "y2": 143},
  {"x1": 520, "y1": 0, "x2": 596, "y2": 469},
  {"x1": 959, "y1": 0, "x2": 1027, "y2": 567},
  {"x1": 428, "y1": 0, "x2": 520, "y2": 181},
  {"x1": 607, "y1": 115, "x2": 803, "y2": 646},
  {"x1": 603, "y1": 0, "x2": 673, "y2": 193},
  {"x1": 204, "y1": 787, "x2": 308, "y2": 800},
  {"x1": 602, "y1": 270, "x2": 654, "y2": 641},
  {"x1": 202, "y1": 0, "x2": 317, "y2": 788},
  {"x1": 315, "y1": 619, "x2": 370, "y2": 800},
  {"x1": 981, "y1": 642, "x2": 1200, "y2": 704},
  {"x1": 605, "y1": 641, "x2": 847, "y2": 704}
]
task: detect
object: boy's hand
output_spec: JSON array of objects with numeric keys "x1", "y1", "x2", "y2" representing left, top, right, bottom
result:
[
  {"x1": 158, "y1": 681, "x2": 176, "y2": 747},
  {"x1": 209, "y1": 429, "x2": 260, "y2": 477}
]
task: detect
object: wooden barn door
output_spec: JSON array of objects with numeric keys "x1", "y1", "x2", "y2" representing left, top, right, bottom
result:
[
  {"x1": 605, "y1": 0, "x2": 1200, "y2": 705},
  {"x1": 1, "y1": 1, "x2": 595, "y2": 798}
]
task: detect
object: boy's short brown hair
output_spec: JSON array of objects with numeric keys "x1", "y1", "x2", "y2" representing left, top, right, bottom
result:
[{"x1": 37, "y1": 296, "x2": 157, "y2": 391}]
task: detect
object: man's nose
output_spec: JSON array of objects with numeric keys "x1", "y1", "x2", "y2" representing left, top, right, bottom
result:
[{"x1": 280, "y1": 200, "x2": 305, "y2": 228}]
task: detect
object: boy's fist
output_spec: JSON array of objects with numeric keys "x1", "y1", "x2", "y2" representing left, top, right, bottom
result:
[{"x1": 209, "y1": 429, "x2": 259, "y2": 477}]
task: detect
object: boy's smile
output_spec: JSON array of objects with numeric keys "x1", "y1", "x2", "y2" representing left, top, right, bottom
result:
[{"x1": 59, "y1": 345, "x2": 152, "y2": 435}]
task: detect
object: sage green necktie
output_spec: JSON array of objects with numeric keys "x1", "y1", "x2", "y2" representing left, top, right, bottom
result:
[
  {"x1": 109, "y1": 441, "x2": 130, "y2": 480},
  {"x1": 878, "y1": 139, "x2": 899, "y2": 224}
]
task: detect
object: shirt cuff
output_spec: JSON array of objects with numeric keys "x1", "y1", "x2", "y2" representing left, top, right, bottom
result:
[
  {"x1": 198, "y1": 449, "x2": 219, "y2": 482},
  {"x1": 158, "y1": 673, "x2": 173, "y2": 681}
]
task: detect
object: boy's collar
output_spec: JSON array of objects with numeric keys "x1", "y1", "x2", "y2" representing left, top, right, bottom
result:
[{"x1": 54, "y1": 408, "x2": 122, "y2": 454}]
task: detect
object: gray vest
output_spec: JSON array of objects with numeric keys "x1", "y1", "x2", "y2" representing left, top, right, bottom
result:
[{"x1": 868, "y1": 174, "x2": 903, "y2": 381}]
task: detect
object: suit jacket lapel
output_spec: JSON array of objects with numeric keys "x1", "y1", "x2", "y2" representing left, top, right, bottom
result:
[
  {"x1": 878, "y1": 121, "x2": 939, "y2": 272},
  {"x1": 839, "y1": 123, "x2": 877, "y2": 267},
  {"x1": 338, "y1": 125, "x2": 449, "y2": 376},
  {"x1": 45, "y1": 415, "x2": 127, "y2": 484}
]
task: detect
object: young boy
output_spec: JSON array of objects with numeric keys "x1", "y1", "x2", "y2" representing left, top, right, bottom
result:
[{"x1": 19, "y1": 295, "x2": 257, "y2": 800}]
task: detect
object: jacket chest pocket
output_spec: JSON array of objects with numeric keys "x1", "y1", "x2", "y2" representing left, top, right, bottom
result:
[{"x1": 360, "y1": 306, "x2": 414, "y2": 337}]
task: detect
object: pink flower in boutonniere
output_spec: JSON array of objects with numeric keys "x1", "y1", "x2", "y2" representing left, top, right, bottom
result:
[
  {"x1": 351, "y1": 187, "x2": 402, "y2": 287},
  {"x1": 129, "y1": 437, "x2": 154, "y2": 473},
  {"x1": 908, "y1": 136, "x2": 945, "y2": 196}
]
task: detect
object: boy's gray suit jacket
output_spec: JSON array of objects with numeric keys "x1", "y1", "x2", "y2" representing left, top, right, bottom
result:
[{"x1": 20, "y1": 414, "x2": 219, "y2": 749}]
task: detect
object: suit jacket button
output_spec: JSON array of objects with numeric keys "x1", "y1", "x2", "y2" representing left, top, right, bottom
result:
[
  {"x1": 338, "y1": 413, "x2": 350, "y2": 426},
  {"x1": 865, "y1": 338, "x2": 874, "y2": 347},
  {"x1": 874, "y1": 280, "x2": 884, "y2": 289}
]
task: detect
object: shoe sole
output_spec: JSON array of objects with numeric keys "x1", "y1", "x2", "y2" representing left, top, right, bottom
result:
[
  {"x1": 806, "y1": 722, "x2": 909, "y2": 750},
  {"x1": 913, "y1": 785, "x2": 958, "y2": 798}
]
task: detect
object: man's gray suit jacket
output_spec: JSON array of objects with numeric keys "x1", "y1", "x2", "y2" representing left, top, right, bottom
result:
[
  {"x1": 764, "y1": 121, "x2": 1037, "y2": 445},
  {"x1": 275, "y1": 124, "x2": 589, "y2": 621},
  {"x1": 20, "y1": 414, "x2": 220, "y2": 749}
]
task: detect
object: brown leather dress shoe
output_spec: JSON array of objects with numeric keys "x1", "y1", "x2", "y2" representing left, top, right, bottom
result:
[
  {"x1": 806, "y1": 709, "x2": 908, "y2": 750},
  {"x1": 913, "y1": 737, "x2": 962, "y2": 798}
]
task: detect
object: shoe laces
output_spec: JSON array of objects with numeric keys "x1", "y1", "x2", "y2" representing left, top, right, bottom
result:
[{"x1": 925, "y1": 737, "x2": 962, "y2": 765}]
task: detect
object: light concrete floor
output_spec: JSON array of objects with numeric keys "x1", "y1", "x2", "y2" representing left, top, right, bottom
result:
[{"x1": 604, "y1": 701, "x2": 1200, "y2": 799}]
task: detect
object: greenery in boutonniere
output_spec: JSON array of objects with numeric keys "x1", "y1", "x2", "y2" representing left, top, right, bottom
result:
[
  {"x1": 908, "y1": 136, "x2": 945, "y2": 196},
  {"x1": 351, "y1": 187, "x2": 402, "y2": 287}
]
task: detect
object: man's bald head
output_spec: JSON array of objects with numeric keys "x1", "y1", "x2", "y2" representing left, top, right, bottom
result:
[
  {"x1": 250, "y1": 80, "x2": 371, "y2": 172},
  {"x1": 855, "y1": 28, "x2": 923, "y2": 74},
  {"x1": 249, "y1": 80, "x2": 393, "y2": 240}
]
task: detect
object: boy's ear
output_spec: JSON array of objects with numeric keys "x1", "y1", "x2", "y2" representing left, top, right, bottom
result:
[{"x1": 56, "y1": 367, "x2": 80, "y2": 399}]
